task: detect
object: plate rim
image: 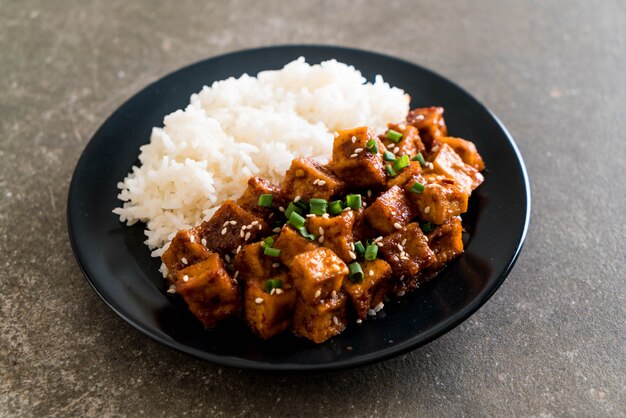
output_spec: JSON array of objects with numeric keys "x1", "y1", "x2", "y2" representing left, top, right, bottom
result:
[{"x1": 67, "y1": 44, "x2": 531, "y2": 371}]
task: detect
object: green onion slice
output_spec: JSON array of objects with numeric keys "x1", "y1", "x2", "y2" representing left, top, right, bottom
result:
[
  {"x1": 354, "y1": 241, "x2": 365, "y2": 258},
  {"x1": 393, "y1": 154, "x2": 410, "y2": 171},
  {"x1": 411, "y1": 152, "x2": 426, "y2": 167},
  {"x1": 348, "y1": 262, "x2": 364, "y2": 283},
  {"x1": 364, "y1": 244, "x2": 378, "y2": 261},
  {"x1": 263, "y1": 246, "x2": 281, "y2": 257},
  {"x1": 365, "y1": 139, "x2": 379, "y2": 154},
  {"x1": 386, "y1": 129, "x2": 403, "y2": 143},
  {"x1": 421, "y1": 222, "x2": 435, "y2": 233},
  {"x1": 410, "y1": 181, "x2": 425, "y2": 194},
  {"x1": 263, "y1": 236, "x2": 275, "y2": 248},
  {"x1": 383, "y1": 151, "x2": 396, "y2": 161},
  {"x1": 346, "y1": 194, "x2": 362, "y2": 210},
  {"x1": 257, "y1": 193, "x2": 273, "y2": 207},
  {"x1": 263, "y1": 278, "x2": 283, "y2": 293},
  {"x1": 309, "y1": 198, "x2": 328, "y2": 215},
  {"x1": 328, "y1": 200, "x2": 344, "y2": 215},
  {"x1": 288, "y1": 211, "x2": 306, "y2": 228},
  {"x1": 285, "y1": 202, "x2": 303, "y2": 220},
  {"x1": 386, "y1": 164, "x2": 397, "y2": 177},
  {"x1": 297, "y1": 226, "x2": 316, "y2": 241}
]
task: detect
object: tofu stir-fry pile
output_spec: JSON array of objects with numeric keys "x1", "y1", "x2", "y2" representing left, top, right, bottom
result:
[{"x1": 161, "y1": 107, "x2": 485, "y2": 343}]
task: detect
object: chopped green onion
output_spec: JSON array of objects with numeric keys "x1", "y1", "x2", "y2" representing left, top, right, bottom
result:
[
  {"x1": 348, "y1": 262, "x2": 364, "y2": 283},
  {"x1": 386, "y1": 129, "x2": 403, "y2": 143},
  {"x1": 263, "y1": 246, "x2": 281, "y2": 257},
  {"x1": 365, "y1": 139, "x2": 379, "y2": 154},
  {"x1": 386, "y1": 164, "x2": 397, "y2": 177},
  {"x1": 411, "y1": 152, "x2": 426, "y2": 167},
  {"x1": 285, "y1": 202, "x2": 304, "y2": 220},
  {"x1": 410, "y1": 181, "x2": 425, "y2": 194},
  {"x1": 421, "y1": 222, "x2": 435, "y2": 233},
  {"x1": 263, "y1": 236, "x2": 275, "y2": 247},
  {"x1": 328, "y1": 200, "x2": 344, "y2": 215},
  {"x1": 257, "y1": 193, "x2": 273, "y2": 207},
  {"x1": 393, "y1": 154, "x2": 410, "y2": 171},
  {"x1": 309, "y1": 198, "x2": 328, "y2": 215},
  {"x1": 294, "y1": 200, "x2": 308, "y2": 211},
  {"x1": 346, "y1": 194, "x2": 362, "y2": 210},
  {"x1": 297, "y1": 226, "x2": 316, "y2": 241},
  {"x1": 364, "y1": 244, "x2": 378, "y2": 261},
  {"x1": 263, "y1": 278, "x2": 283, "y2": 293},
  {"x1": 354, "y1": 241, "x2": 365, "y2": 258},
  {"x1": 288, "y1": 211, "x2": 306, "y2": 229},
  {"x1": 383, "y1": 151, "x2": 396, "y2": 161}
]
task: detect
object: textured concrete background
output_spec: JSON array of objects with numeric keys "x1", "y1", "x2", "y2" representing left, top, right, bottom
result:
[{"x1": 1, "y1": 0, "x2": 625, "y2": 416}]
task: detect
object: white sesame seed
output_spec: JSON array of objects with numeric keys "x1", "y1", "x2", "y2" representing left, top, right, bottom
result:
[
  {"x1": 318, "y1": 236, "x2": 325, "y2": 243},
  {"x1": 393, "y1": 222, "x2": 402, "y2": 230},
  {"x1": 245, "y1": 224, "x2": 253, "y2": 230},
  {"x1": 312, "y1": 178, "x2": 319, "y2": 185},
  {"x1": 400, "y1": 251, "x2": 406, "y2": 258},
  {"x1": 401, "y1": 238, "x2": 407, "y2": 246},
  {"x1": 318, "y1": 227, "x2": 324, "y2": 236},
  {"x1": 398, "y1": 124, "x2": 406, "y2": 130},
  {"x1": 349, "y1": 251, "x2": 357, "y2": 260},
  {"x1": 279, "y1": 206, "x2": 285, "y2": 212},
  {"x1": 332, "y1": 316, "x2": 339, "y2": 325},
  {"x1": 255, "y1": 298, "x2": 264, "y2": 304},
  {"x1": 181, "y1": 257, "x2": 188, "y2": 265},
  {"x1": 476, "y1": 172, "x2": 484, "y2": 182},
  {"x1": 317, "y1": 180, "x2": 326, "y2": 186},
  {"x1": 331, "y1": 290, "x2": 337, "y2": 298},
  {"x1": 350, "y1": 242, "x2": 355, "y2": 251},
  {"x1": 367, "y1": 189, "x2": 372, "y2": 197},
  {"x1": 343, "y1": 207, "x2": 351, "y2": 212},
  {"x1": 230, "y1": 220, "x2": 237, "y2": 225},
  {"x1": 356, "y1": 319, "x2": 363, "y2": 324},
  {"x1": 393, "y1": 147, "x2": 400, "y2": 154},
  {"x1": 368, "y1": 309, "x2": 376, "y2": 316},
  {"x1": 387, "y1": 143, "x2": 395, "y2": 149},
  {"x1": 224, "y1": 254, "x2": 231, "y2": 263},
  {"x1": 350, "y1": 153, "x2": 358, "y2": 158},
  {"x1": 275, "y1": 288, "x2": 284, "y2": 294},
  {"x1": 258, "y1": 225, "x2": 262, "y2": 230},
  {"x1": 223, "y1": 221, "x2": 229, "y2": 227},
  {"x1": 306, "y1": 214, "x2": 316, "y2": 218},
  {"x1": 369, "y1": 270, "x2": 374, "y2": 276},
  {"x1": 391, "y1": 211, "x2": 396, "y2": 215},
  {"x1": 397, "y1": 244, "x2": 404, "y2": 251},
  {"x1": 272, "y1": 263, "x2": 280, "y2": 268},
  {"x1": 190, "y1": 235, "x2": 195, "y2": 243},
  {"x1": 322, "y1": 213, "x2": 330, "y2": 219},
  {"x1": 234, "y1": 271, "x2": 239, "y2": 279},
  {"x1": 397, "y1": 290, "x2": 406, "y2": 297},
  {"x1": 273, "y1": 227, "x2": 281, "y2": 233},
  {"x1": 269, "y1": 213, "x2": 274, "y2": 219},
  {"x1": 201, "y1": 238, "x2": 207, "y2": 246},
  {"x1": 167, "y1": 285, "x2": 176, "y2": 294},
  {"x1": 244, "y1": 232, "x2": 251, "y2": 241},
  {"x1": 294, "y1": 195, "x2": 301, "y2": 203},
  {"x1": 362, "y1": 201, "x2": 367, "y2": 207},
  {"x1": 251, "y1": 220, "x2": 259, "y2": 226},
  {"x1": 400, "y1": 275, "x2": 405, "y2": 281},
  {"x1": 334, "y1": 131, "x2": 340, "y2": 138},
  {"x1": 221, "y1": 227, "x2": 227, "y2": 235},
  {"x1": 270, "y1": 288, "x2": 276, "y2": 295},
  {"x1": 236, "y1": 245, "x2": 241, "y2": 253},
  {"x1": 354, "y1": 147, "x2": 364, "y2": 153},
  {"x1": 374, "y1": 236, "x2": 383, "y2": 243},
  {"x1": 376, "y1": 242, "x2": 383, "y2": 247},
  {"x1": 183, "y1": 275, "x2": 189, "y2": 282},
  {"x1": 315, "y1": 289, "x2": 321, "y2": 298},
  {"x1": 351, "y1": 136, "x2": 357, "y2": 143},
  {"x1": 424, "y1": 206, "x2": 431, "y2": 214},
  {"x1": 374, "y1": 301, "x2": 384, "y2": 312},
  {"x1": 427, "y1": 162, "x2": 434, "y2": 169},
  {"x1": 240, "y1": 230, "x2": 245, "y2": 238}
]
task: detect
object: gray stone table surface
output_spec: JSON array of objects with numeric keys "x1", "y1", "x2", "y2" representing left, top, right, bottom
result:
[{"x1": 1, "y1": 0, "x2": 624, "y2": 416}]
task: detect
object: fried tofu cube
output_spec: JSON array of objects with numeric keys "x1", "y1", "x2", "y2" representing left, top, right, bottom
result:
[
  {"x1": 161, "y1": 228, "x2": 213, "y2": 284},
  {"x1": 379, "y1": 223, "x2": 435, "y2": 284},
  {"x1": 330, "y1": 127, "x2": 387, "y2": 188},
  {"x1": 236, "y1": 176, "x2": 288, "y2": 220},
  {"x1": 343, "y1": 259, "x2": 392, "y2": 319},
  {"x1": 292, "y1": 291, "x2": 348, "y2": 343},
  {"x1": 281, "y1": 157, "x2": 344, "y2": 201},
  {"x1": 431, "y1": 143, "x2": 484, "y2": 192},
  {"x1": 380, "y1": 123, "x2": 425, "y2": 157},
  {"x1": 197, "y1": 200, "x2": 269, "y2": 254},
  {"x1": 273, "y1": 225, "x2": 318, "y2": 268},
  {"x1": 386, "y1": 160, "x2": 422, "y2": 189},
  {"x1": 175, "y1": 254, "x2": 241, "y2": 328},
  {"x1": 406, "y1": 107, "x2": 448, "y2": 149},
  {"x1": 351, "y1": 208, "x2": 370, "y2": 243},
  {"x1": 290, "y1": 247, "x2": 347, "y2": 302},
  {"x1": 436, "y1": 137, "x2": 485, "y2": 171},
  {"x1": 244, "y1": 272, "x2": 297, "y2": 339},
  {"x1": 233, "y1": 241, "x2": 281, "y2": 283},
  {"x1": 307, "y1": 210, "x2": 355, "y2": 263},
  {"x1": 364, "y1": 186, "x2": 416, "y2": 235},
  {"x1": 405, "y1": 173, "x2": 469, "y2": 225},
  {"x1": 426, "y1": 216, "x2": 464, "y2": 272}
]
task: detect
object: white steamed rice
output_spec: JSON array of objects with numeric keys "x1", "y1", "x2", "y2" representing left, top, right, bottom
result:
[{"x1": 113, "y1": 57, "x2": 409, "y2": 257}]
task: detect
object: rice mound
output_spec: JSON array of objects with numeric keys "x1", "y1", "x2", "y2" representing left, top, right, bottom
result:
[{"x1": 113, "y1": 57, "x2": 409, "y2": 257}]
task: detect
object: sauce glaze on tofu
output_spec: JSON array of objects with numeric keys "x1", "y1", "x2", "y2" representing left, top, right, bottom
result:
[{"x1": 161, "y1": 107, "x2": 485, "y2": 343}]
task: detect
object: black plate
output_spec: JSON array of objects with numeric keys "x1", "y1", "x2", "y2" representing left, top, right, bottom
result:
[{"x1": 67, "y1": 45, "x2": 530, "y2": 371}]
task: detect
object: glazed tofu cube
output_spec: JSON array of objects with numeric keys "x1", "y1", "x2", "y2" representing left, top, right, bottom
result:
[
  {"x1": 292, "y1": 291, "x2": 348, "y2": 343},
  {"x1": 406, "y1": 107, "x2": 447, "y2": 149},
  {"x1": 175, "y1": 254, "x2": 241, "y2": 328},
  {"x1": 343, "y1": 259, "x2": 392, "y2": 319},
  {"x1": 236, "y1": 176, "x2": 288, "y2": 220},
  {"x1": 405, "y1": 173, "x2": 469, "y2": 225},
  {"x1": 330, "y1": 127, "x2": 387, "y2": 188},
  {"x1": 379, "y1": 223, "x2": 435, "y2": 283},
  {"x1": 290, "y1": 247, "x2": 347, "y2": 302},
  {"x1": 430, "y1": 143, "x2": 483, "y2": 192},
  {"x1": 244, "y1": 272, "x2": 297, "y2": 339},
  {"x1": 233, "y1": 241, "x2": 281, "y2": 283},
  {"x1": 386, "y1": 160, "x2": 422, "y2": 189},
  {"x1": 307, "y1": 210, "x2": 355, "y2": 263},
  {"x1": 426, "y1": 216, "x2": 464, "y2": 272},
  {"x1": 197, "y1": 200, "x2": 269, "y2": 254},
  {"x1": 351, "y1": 208, "x2": 371, "y2": 243},
  {"x1": 161, "y1": 228, "x2": 212, "y2": 284},
  {"x1": 273, "y1": 225, "x2": 318, "y2": 268},
  {"x1": 380, "y1": 123, "x2": 425, "y2": 157},
  {"x1": 436, "y1": 136, "x2": 485, "y2": 171},
  {"x1": 364, "y1": 186, "x2": 416, "y2": 235},
  {"x1": 281, "y1": 157, "x2": 344, "y2": 201}
]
